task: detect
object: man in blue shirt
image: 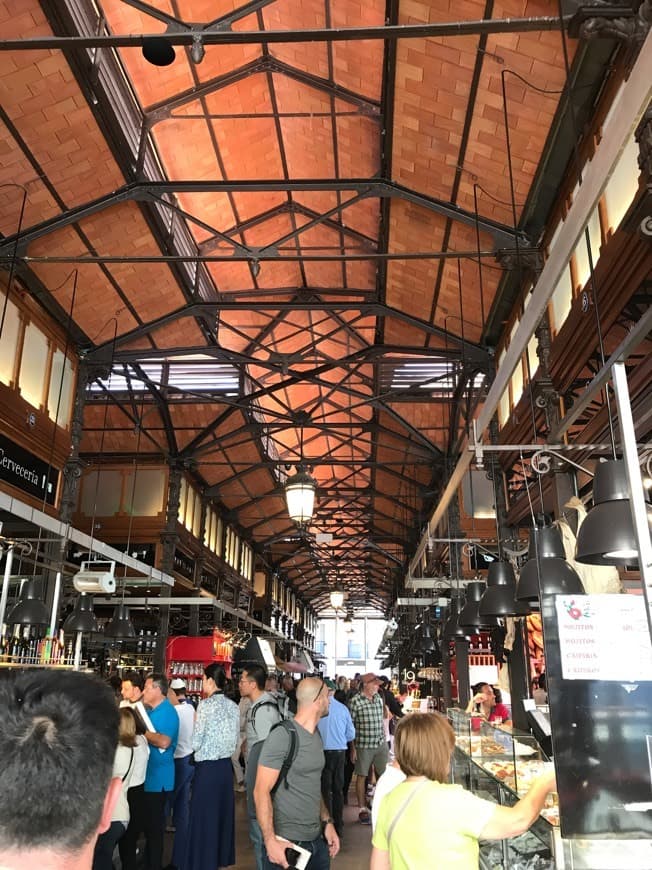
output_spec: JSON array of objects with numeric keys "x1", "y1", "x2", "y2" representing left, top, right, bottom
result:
[
  {"x1": 317, "y1": 679, "x2": 355, "y2": 838},
  {"x1": 142, "y1": 673, "x2": 179, "y2": 870}
]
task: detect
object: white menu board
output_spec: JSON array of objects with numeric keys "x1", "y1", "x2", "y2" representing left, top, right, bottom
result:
[{"x1": 555, "y1": 594, "x2": 652, "y2": 681}]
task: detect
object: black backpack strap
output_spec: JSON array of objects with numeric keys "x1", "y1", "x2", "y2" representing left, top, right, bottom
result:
[
  {"x1": 269, "y1": 720, "x2": 299, "y2": 796},
  {"x1": 251, "y1": 698, "x2": 281, "y2": 731}
]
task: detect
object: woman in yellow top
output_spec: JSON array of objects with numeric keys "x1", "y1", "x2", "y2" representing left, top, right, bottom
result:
[{"x1": 370, "y1": 713, "x2": 556, "y2": 870}]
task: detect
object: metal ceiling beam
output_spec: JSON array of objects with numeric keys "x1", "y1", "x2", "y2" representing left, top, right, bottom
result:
[
  {"x1": 85, "y1": 301, "x2": 489, "y2": 362},
  {"x1": 147, "y1": 56, "x2": 380, "y2": 122},
  {"x1": 0, "y1": 17, "x2": 571, "y2": 52},
  {"x1": 0, "y1": 180, "x2": 519, "y2": 253}
]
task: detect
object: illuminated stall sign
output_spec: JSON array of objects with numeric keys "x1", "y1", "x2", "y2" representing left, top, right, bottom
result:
[{"x1": 0, "y1": 434, "x2": 59, "y2": 505}]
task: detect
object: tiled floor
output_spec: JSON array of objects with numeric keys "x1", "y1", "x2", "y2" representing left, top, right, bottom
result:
[{"x1": 164, "y1": 790, "x2": 373, "y2": 869}]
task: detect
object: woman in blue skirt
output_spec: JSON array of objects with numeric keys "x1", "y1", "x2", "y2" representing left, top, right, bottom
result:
[{"x1": 184, "y1": 663, "x2": 239, "y2": 870}]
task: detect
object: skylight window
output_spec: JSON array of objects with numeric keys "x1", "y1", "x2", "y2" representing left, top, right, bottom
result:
[{"x1": 89, "y1": 356, "x2": 240, "y2": 398}]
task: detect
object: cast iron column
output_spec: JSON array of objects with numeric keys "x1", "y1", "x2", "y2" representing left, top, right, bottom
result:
[{"x1": 154, "y1": 462, "x2": 183, "y2": 671}]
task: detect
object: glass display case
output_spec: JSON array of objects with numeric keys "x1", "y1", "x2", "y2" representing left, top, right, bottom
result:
[{"x1": 448, "y1": 709, "x2": 557, "y2": 869}]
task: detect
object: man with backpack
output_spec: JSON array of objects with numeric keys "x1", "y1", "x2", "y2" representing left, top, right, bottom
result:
[
  {"x1": 240, "y1": 665, "x2": 283, "y2": 869},
  {"x1": 255, "y1": 677, "x2": 340, "y2": 869}
]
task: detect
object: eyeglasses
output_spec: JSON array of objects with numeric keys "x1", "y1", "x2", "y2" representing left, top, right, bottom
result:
[{"x1": 313, "y1": 680, "x2": 325, "y2": 703}]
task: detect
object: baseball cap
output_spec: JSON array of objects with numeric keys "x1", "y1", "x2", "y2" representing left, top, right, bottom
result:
[
  {"x1": 323, "y1": 678, "x2": 337, "y2": 690},
  {"x1": 170, "y1": 678, "x2": 187, "y2": 690},
  {"x1": 361, "y1": 672, "x2": 380, "y2": 685}
]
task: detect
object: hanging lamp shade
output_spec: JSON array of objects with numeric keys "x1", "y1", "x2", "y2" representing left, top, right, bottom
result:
[
  {"x1": 418, "y1": 623, "x2": 439, "y2": 653},
  {"x1": 142, "y1": 36, "x2": 176, "y2": 66},
  {"x1": 284, "y1": 470, "x2": 317, "y2": 526},
  {"x1": 7, "y1": 579, "x2": 49, "y2": 626},
  {"x1": 442, "y1": 597, "x2": 476, "y2": 640},
  {"x1": 329, "y1": 589, "x2": 344, "y2": 610},
  {"x1": 517, "y1": 525, "x2": 584, "y2": 600},
  {"x1": 575, "y1": 460, "x2": 652, "y2": 565},
  {"x1": 479, "y1": 562, "x2": 530, "y2": 617},
  {"x1": 459, "y1": 581, "x2": 499, "y2": 628},
  {"x1": 63, "y1": 594, "x2": 99, "y2": 633},
  {"x1": 104, "y1": 603, "x2": 136, "y2": 639}
]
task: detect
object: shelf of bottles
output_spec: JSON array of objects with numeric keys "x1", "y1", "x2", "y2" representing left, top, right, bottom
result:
[
  {"x1": 168, "y1": 660, "x2": 205, "y2": 701},
  {"x1": 0, "y1": 626, "x2": 75, "y2": 668}
]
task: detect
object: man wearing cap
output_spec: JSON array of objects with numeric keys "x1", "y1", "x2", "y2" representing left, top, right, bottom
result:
[
  {"x1": 348, "y1": 673, "x2": 388, "y2": 825},
  {"x1": 167, "y1": 679, "x2": 195, "y2": 870},
  {"x1": 317, "y1": 679, "x2": 355, "y2": 838}
]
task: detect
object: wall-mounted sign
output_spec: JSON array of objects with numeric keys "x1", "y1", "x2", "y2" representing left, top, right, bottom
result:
[
  {"x1": 556, "y1": 594, "x2": 652, "y2": 681},
  {"x1": 0, "y1": 433, "x2": 59, "y2": 505}
]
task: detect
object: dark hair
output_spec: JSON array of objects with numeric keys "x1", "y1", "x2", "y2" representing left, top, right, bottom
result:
[
  {"x1": 243, "y1": 663, "x2": 267, "y2": 690},
  {"x1": 122, "y1": 670, "x2": 144, "y2": 692},
  {"x1": 146, "y1": 673, "x2": 169, "y2": 695},
  {"x1": 471, "y1": 681, "x2": 490, "y2": 695},
  {"x1": 204, "y1": 663, "x2": 226, "y2": 690},
  {"x1": 538, "y1": 672, "x2": 546, "y2": 690},
  {"x1": 0, "y1": 671, "x2": 119, "y2": 852}
]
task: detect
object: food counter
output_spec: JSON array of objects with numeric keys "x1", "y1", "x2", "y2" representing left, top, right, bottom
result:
[
  {"x1": 448, "y1": 709, "x2": 652, "y2": 869},
  {"x1": 449, "y1": 708, "x2": 556, "y2": 870}
]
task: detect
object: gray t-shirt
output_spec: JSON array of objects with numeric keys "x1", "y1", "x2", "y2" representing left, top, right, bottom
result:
[
  {"x1": 245, "y1": 692, "x2": 282, "y2": 755},
  {"x1": 258, "y1": 721, "x2": 325, "y2": 842}
]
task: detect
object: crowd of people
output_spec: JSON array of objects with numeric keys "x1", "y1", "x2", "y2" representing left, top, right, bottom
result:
[{"x1": 0, "y1": 668, "x2": 557, "y2": 870}]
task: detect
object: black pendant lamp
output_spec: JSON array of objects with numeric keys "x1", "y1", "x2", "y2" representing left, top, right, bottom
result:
[
  {"x1": 517, "y1": 525, "x2": 584, "y2": 601},
  {"x1": 63, "y1": 594, "x2": 99, "y2": 633},
  {"x1": 418, "y1": 623, "x2": 438, "y2": 652},
  {"x1": 479, "y1": 562, "x2": 530, "y2": 617},
  {"x1": 7, "y1": 579, "x2": 49, "y2": 626},
  {"x1": 443, "y1": 596, "x2": 479, "y2": 640},
  {"x1": 459, "y1": 581, "x2": 499, "y2": 628},
  {"x1": 575, "y1": 459, "x2": 652, "y2": 565},
  {"x1": 142, "y1": 37, "x2": 176, "y2": 67},
  {"x1": 104, "y1": 603, "x2": 136, "y2": 639}
]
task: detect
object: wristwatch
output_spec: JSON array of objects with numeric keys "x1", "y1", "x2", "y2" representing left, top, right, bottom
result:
[{"x1": 321, "y1": 818, "x2": 334, "y2": 833}]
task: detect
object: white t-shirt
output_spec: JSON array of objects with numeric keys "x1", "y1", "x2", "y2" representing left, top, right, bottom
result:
[
  {"x1": 112, "y1": 744, "x2": 137, "y2": 823},
  {"x1": 130, "y1": 734, "x2": 149, "y2": 787},
  {"x1": 174, "y1": 701, "x2": 195, "y2": 758},
  {"x1": 372, "y1": 764, "x2": 406, "y2": 831}
]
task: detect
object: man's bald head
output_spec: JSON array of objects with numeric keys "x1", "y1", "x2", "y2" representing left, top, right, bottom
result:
[{"x1": 296, "y1": 677, "x2": 324, "y2": 707}]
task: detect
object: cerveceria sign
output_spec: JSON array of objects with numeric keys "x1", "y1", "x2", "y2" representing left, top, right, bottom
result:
[{"x1": 0, "y1": 433, "x2": 59, "y2": 505}]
